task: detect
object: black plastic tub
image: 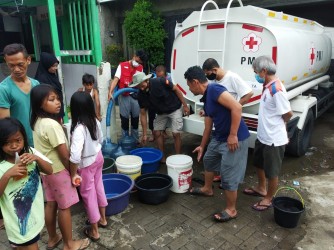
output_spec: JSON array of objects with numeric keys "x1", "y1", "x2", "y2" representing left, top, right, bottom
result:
[
  {"x1": 273, "y1": 196, "x2": 304, "y2": 228},
  {"x1": 134, "y1": 173, "x2": 173, "y2": 205}
]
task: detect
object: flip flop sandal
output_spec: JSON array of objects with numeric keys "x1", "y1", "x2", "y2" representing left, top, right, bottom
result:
[
  {"x1": 46, "y1": 236, "x2": 63, "y2": 250},
  {"x1": 213, "y1": 211, "x2": 237, "y2": 222},
  {"x1": 85, "y1": 219, "x2": 108, "y2": 228},
  {"x1": 77, "y1": 238, "x2": 91, "y2": 250},
  {"x1": 252, "y1": 201, "x2": 273, "y2": 211},
  {"x1": 189, "y1": 187, "x2": 213, "y2": 197},
  {"x1": 243, "y1": 187, "x2": 266, "y2": 197},
  {"x1": 83, "y1": 228, "x2": 100, "y2": 242},
  {"x1": 213, "y1": 175, "x2": 221, "y2": 182}
]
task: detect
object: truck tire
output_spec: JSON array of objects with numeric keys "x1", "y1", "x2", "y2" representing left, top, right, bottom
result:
[{"x1": 287, "y1": 110, "x2": 314, "y2": 156}]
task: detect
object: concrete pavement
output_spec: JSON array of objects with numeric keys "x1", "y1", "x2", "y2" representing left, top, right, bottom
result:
[{"x1": 1, "y1": 109, "x2": 333, "y2": 249}]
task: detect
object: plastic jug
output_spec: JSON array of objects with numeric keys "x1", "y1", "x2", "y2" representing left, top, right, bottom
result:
[
  {"x1": 111, "y1": 144, "x2": 129, "y2": 159},
  {"x1": 119, "y1": 135, "x2": 136, "y2": 152},
  {"x1": 102, "y1": 138, "x2": 118, "y2": 158}
]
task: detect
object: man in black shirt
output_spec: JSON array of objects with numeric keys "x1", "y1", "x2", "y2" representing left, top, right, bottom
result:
[{"x1": 130, "y1": 72, "x2": 190, "y2": 162}]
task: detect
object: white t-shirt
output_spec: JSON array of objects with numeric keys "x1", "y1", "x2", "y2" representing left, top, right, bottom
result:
[
  {"x1": 210, "y1": 71, "x2": 252, "y2": 101},
  {"x1": 70, "y1": 120, "x2": 103, "y2": 168},
  {"x1": 257, "y1": 79, "x2": 291, "y2": 146}
]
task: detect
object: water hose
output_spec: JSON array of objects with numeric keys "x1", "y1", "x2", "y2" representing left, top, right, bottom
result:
[{"x1": 105, "y1": 88, "x2": 139, "y2": 139}]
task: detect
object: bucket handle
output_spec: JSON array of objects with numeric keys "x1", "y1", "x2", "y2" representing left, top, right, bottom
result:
[{"x1": 274, "y1": 186, "x2": 305, "y2": 208}]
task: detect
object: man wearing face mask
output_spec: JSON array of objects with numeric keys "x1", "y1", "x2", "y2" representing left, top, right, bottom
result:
[
  {"x1": 202, "y1": 58, "x2": 253, "y2": 105},
  {"x1": 202, "y1": 58, "x2": 253, "y2": 183},
  {"x1": 243, "y1": 56, "x2": 292, "y2": 211},
  {"x1": 108, "y1": 49, "x2": 148, "y2": 141}
]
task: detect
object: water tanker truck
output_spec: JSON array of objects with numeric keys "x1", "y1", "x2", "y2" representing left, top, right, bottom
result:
[{"x1": 171, "y1": 0, "x2": 334, "y2": 156}]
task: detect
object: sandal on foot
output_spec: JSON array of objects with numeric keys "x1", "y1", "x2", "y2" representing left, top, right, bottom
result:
[
  {"x1": 77, "y1": 238, "x2": 91, "y2": 250},
  {"x1": 46, "y1": 236, "x2": 62, "y2": 250},
  {"x1": 189, "y1": 187, "x2": 213, "y2": 197},
  {"x1": 243, "y1": 187, "x2": 266, "y2": 197},
  {"x1": 85, "y1": 219, "x2": 108, "y2": 228},
  {"x1": 213, "y1": 211, "x2": 237, "y2": 222},
  {"x1": 213, "y1": 175, "x2": 221, "y2": 182},
  {"x1": 83, "y1": 228, "x2": 100, "y2": 242},
  {"x1": 252, "y1": 201, "x2": 272, "y2": 211}
]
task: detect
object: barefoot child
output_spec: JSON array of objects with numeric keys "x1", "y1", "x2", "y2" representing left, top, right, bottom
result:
[
  {"x1": 30, "y1": 84, "x2": 90, "y2": 250},
  {"x1": 69, "y1": 91, "x2": 108, "y2": 242},
  {"x1": 78, "y1": 73, "x2": 102, "y2": 121},
  {"x1": 0, "y1": 117, "x2": 53, "y2": 250}
]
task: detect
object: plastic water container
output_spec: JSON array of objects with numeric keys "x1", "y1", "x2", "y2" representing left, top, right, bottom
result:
[
  {"x1": 119, "y1": 135, "x2": 136, "y2": 152},
  {"x1": 166, "y1": 154, "x2": 193, "y2": 193},
  {"x1": 135, "y1": 173, "x2": 173, "y2": 205},
  {"x1": 130, "y1": 148, "x2": 162, "y2": 174},
  {"x1": 102, "y1": 173, "x2": 134, "y2": 215},
  {"x1": 102, "y1": 157, "x2": 115, "y2": 174},
  {"x1": 111, "y1": 144, "x2": 129, "y2": 159},
  {"x1": 115, "y1": 155, "x2": 142, "y2": 180},
  {"x1": 102, "y1": 139, "x2": 118, "y2": 158}
]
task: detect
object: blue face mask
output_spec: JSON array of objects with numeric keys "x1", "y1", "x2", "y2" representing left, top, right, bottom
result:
[{"x1": 255, "y1": 74, "x2": 265, "y2": 84}]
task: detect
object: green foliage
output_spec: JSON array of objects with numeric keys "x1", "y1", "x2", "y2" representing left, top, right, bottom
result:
[
  {"x1": 124, "y1": 0, "x2": 167, "y2": 65},
  {"x1": 106, "y1": 44, "x2": 125, "y2": 67}
]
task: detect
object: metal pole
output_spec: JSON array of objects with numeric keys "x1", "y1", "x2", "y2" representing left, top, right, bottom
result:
[
  {"x1": 29, "y1": 15, "x2": 40, "y2": 61},
  {"x1": 89, "y1": 0, "x2": 103, "y2": 65}
]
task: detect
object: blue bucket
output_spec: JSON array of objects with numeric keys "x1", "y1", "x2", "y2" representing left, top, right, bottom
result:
[
  {"x1": 130, "y1": 148, "x2": 162, "y2": 174},
  {"x1": 102, "y1": 173, "x2": 134, "y2": 216}
]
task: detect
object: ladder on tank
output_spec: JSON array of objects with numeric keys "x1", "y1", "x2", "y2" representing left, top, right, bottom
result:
[{"x1": 197, "y1": 0, "x2": 244, "y2": 68}]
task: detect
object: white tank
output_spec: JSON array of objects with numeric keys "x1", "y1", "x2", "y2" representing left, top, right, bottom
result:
[{"x1": 171, "y1": 5, "x2": 332, "y2": 114}]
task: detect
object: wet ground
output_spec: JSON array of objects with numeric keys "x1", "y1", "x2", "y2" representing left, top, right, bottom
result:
[{"x1": 0, "y1": 109, "x2": 333, "y2": 249}]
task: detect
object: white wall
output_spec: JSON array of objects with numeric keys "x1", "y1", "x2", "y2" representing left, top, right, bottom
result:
[
  {"x1": 62, "y1": 63, "x2": 111, "y2": 138},
  {"x1": 61, "y1": 63, "x2": 97, "y2": 106}
]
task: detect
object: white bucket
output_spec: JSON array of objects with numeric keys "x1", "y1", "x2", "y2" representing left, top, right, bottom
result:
[
  {"x1": 166, "y1": 154, "x2": 193, "y2": 193},
  {"x1": 115, "y1": 155, "x2": 142, "y2": 180}
]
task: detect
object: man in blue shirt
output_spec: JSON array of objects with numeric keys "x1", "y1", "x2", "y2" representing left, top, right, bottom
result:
[
  {"x1": 0, "y1": 44, "x2": 39, "y2": 146},
  {"x1": 184, "y1": 66, "x2": 250, "y2": 222}
]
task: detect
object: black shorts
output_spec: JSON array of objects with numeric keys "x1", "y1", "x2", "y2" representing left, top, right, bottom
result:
[
  {"x1": 9, "y1": 233, "x2": 40, "y2": 247},
  {"x1": 253, "y1": 139, "x2": 285, "y2": 179}
]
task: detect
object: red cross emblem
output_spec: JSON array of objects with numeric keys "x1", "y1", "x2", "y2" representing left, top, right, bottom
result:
[
  {"x1": 310, "y1": 47, "x2": 315, "y2": 65},
  {"x1": 246, "y1": 37, "x2": 258, "y2": 49},
  {"x1": 242, "y1": 33, "x2": 262, "y2": 52}
]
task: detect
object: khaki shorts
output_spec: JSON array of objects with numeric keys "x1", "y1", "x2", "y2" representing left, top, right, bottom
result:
[{"x1": 153, "y1": 106, "x2": 183, "y2": 133}]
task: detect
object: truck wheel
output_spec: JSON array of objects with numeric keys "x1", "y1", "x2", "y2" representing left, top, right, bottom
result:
[{"x1": 287, "y1": 110, "x2": 314, "y2": 156}]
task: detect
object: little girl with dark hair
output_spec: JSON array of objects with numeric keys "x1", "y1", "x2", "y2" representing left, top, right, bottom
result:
[
  {"x1": 30, "y1": 84, "x2": 90, "y2": 250},
  {"x1": 0, "y1": 117, "x2": 52, "y2": 249},
  {"x1": 69, "y1": 91, "x2": 108, "y2": 242}
]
